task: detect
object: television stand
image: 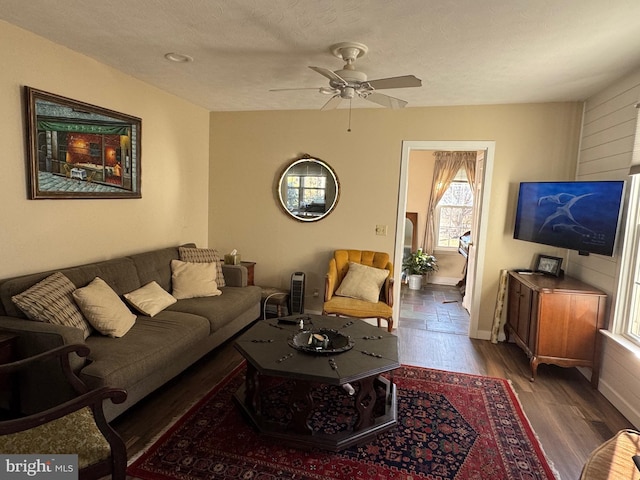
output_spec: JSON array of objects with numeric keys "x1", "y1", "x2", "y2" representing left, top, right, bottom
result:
[{"x1": 505, "y1": 271, "x2": 607, "y2": 388}]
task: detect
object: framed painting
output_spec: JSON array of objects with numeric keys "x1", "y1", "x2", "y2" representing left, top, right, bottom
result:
[
  {"x1": 534, "y1": 254, "x2": 563, "y2": 277},
  {"x1": 25, "y1": 87, "x2": 141, "y2": 199}
]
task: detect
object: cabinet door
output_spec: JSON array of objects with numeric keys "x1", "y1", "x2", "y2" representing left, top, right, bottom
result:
[
  {"x1": 537, "y1": 293, "x2": 600, "y2": 361},
  {"x1": 507, "y1": 277, "x2": 521, "y2": 334},
  {"x1": 516, "y1": 284, "x2": 532, "y2": 345}
]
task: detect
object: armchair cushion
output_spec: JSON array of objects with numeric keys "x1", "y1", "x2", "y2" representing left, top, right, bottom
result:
[
  {"x1": 0, "y1": 407, "x2": 111, "y2": 469},
  {"x1": 323, "y1": 295, "x2": 393, "y2": 319},
  {"x1": 335, "y1": 262, "x2": 389, "y2": 303}
]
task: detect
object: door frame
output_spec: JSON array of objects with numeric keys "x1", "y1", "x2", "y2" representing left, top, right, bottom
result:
[{"x1": 394, "y1": 140, "x2": 495, "y2": 339}]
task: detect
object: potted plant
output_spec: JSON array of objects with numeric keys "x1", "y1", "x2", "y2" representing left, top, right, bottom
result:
[{"x1": 402, "y1": 249, "x2": 438, "y2": 290}]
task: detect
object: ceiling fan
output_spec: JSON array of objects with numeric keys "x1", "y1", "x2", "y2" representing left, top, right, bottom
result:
[{"x1": 271, "y1": 42, "x2": 422, "y2": 110}]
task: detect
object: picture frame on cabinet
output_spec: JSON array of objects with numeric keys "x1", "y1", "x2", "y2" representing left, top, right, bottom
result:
[
  {"x1": 25, "y1": 86, "x2": 141, "y2": 199},
  {"x1": 535, "y1": 254, "x2": 563, "y2": 277}
]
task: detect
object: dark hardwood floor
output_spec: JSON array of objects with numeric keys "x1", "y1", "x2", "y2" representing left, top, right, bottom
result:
[{"x1": 114, "y1": 284, "x2": 633, "y2": 480}]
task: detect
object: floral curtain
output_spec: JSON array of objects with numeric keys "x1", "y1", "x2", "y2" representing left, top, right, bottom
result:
[{"x1": 423, "y1": 151, "x2": 478, "y2": 253}]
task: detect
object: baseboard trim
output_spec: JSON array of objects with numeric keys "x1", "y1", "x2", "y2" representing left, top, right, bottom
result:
[
  {"x1": 474, "y1": 329, "x2": 491, "y2": 341},
  {"x1": 428, "y1": 276, "x2": 460, "y2": 286}
]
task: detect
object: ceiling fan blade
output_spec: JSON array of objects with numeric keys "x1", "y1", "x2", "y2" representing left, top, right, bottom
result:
[
  {"x1": 365, "y1": 92, "x2": 408, "y2": 109},
  {"x1": 309, "y1": 66, "x2": 347, "y2": 85},
  {"x1": 366, "y1": 75, "x2": 422, "y2": 90},
  {"x1": 269, "y1": 87, "x2": 323, "y2": 92},
  {"x1": 321, "y1": 95, "x2": 342, "y2": 111}
]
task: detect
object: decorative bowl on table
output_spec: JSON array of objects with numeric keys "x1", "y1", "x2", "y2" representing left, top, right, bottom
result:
[{"x1": 288, "y1": 328, "x2": 354, "y2": 354}]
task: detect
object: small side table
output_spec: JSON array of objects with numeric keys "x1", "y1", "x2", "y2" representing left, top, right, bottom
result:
[
  {"x1": 260, "y1": 287, "x2": 290, "y2": 319},
  {"x1": 241, "y1": 261, "x2": 256, "y2": 286}
]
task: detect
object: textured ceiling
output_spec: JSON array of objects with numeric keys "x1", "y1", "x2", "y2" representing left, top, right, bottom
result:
[{"x1": 2, "y1": 0, "x2": 640, "y2": 111}]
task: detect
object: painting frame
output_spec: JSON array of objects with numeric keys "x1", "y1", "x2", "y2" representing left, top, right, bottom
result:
[
  {"x1": 534, "y1": 254, "x2": 563, "y2": 277},
  {"x1": 25, "y1": 86, "x2": 142, "y2": 199}
]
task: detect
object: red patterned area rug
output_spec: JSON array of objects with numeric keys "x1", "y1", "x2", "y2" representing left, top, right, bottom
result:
[{"x1": 128, "y1": 363, "x2": 558, "y2": 480}]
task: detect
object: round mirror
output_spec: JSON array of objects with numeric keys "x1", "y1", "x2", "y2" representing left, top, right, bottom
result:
[{"x1": 277, "y1": 155, "x2": 340, "y2": 222}]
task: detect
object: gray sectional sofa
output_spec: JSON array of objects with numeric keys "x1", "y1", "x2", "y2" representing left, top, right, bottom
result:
[{"x1": 0, "y1": 244, "x2": 261, "y2": 420}]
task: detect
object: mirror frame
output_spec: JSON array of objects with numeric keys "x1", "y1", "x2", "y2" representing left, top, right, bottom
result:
[
  {"x1": 25, "y1": 86, "x2": 142, "y2": 199},
  {"x1": 277, "y1": 154, "x2": 340, "y2": 222}
]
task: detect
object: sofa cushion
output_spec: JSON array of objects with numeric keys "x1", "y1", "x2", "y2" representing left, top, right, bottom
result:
[
  {"x1": 167, "y1": 285, "x2": 261, "y2": 332},
  {"x1": 73, "y1": 277, "x2": 136, "y2": 337},
  {"x1": 11, "y1": 272, "x2": 93, "y2": 339},
  {"x1": 170, "y1": 260, "x2": 221, "y2": 300},
  {"x1": 0, "y1": 257, "x2": 141, "y2": 318},
  {"x1": 179, "y1": 247, "x2": 226, "y2": 287},
  {"x1": 124, "y1": 281, "x2": 176, "y2": 317},
  {"x1": 79, "y1": 311, "x2": 210, "y2": 391},
  {"x1": 335, "y1": 262, "x2": 388, "y2": 303},
  {"x1": 129, "y1": 244, "x2": 194, "y2": 292}
]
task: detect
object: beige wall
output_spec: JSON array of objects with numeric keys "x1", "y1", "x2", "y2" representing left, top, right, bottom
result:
[
  {"x1": 0, "y1": 21, "x2": 211, "y2": 278},
  {"x1": 406, "y1": 150, "x2": 433, "y2": 248},
  {"x1": 210, "y1": 103, "x2": 583, "y2": 333}
]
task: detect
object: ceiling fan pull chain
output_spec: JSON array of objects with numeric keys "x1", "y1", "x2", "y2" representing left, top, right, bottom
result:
[{"x1": 348, "y1": 99, "x2": 352, "y2": 132}]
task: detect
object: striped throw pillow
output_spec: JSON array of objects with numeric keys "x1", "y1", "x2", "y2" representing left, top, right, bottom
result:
[{"x1": 12, "y1": 272, "x2": 92, "y2": 339}]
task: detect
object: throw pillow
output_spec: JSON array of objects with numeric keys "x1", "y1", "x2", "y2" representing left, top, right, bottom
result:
[
  {"x1": 11, "y1": 272, "x2": 93, "y2": 339},
  {"x1": 178, "y1": 247, "x2": 226, "y2": 287},
  {"x1": 171, "y1": 259, "x2": 222, "y2": 300},
  {"x1": 335, "y1": 262, "x2": 389, "y2": 303},
  {"x1": 124, "y1": 281, "x2": 177, "y2": 317},
  {"x1": 72, "y1": 277, "x2": 136, "y2": 338}
]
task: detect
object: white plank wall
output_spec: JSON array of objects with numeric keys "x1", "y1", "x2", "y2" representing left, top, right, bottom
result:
[{"x1": 571, "y1": 67, "x2": 640, "y2": 427}]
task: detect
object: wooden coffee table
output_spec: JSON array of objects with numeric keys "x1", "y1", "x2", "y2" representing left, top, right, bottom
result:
[{"x1": 234, "y1": 314, "x2": 399, "y2": 451}]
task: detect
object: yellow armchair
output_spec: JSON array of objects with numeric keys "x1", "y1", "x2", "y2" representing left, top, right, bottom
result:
[{"x1": 322, "y1": 249, "x2": 394, "y2": 332}]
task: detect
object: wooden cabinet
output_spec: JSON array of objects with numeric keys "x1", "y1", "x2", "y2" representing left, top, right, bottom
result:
[{"x1": 506, "y1": 271, "x2": 607, "y2": 388}]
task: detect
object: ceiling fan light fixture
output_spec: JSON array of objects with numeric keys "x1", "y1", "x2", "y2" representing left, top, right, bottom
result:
[{"x1": 340, "y1": 87, "x2": 356, "y2": 100}]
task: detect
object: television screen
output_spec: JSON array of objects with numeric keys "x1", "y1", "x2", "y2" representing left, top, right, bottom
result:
[{"x1": 513, "y1": 181, "x2": 625, "y2": 256}]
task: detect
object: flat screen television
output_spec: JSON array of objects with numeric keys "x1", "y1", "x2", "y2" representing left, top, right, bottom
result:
[{"x1": 513, "y1": 181, "x2": 625, "y2": 256}]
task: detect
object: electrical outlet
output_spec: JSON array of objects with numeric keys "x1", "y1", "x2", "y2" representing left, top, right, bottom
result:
[{"x1": 375, "y1": 225, "x2": 387, "y2": 236}]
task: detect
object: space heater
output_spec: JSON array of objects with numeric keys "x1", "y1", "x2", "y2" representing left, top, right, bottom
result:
[{"x1": 290, "y1": 272, "x2": 305, "y2": 315}]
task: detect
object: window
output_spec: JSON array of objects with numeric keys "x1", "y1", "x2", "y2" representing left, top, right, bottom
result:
[
  {"x1": 615, "y1": 175, "x2": 640, "y2": 345},
  {"x1": 285, "y1": 174, "x2": 326, "y2": 211},
  {"x1": 435, "y1": 169, "x2": 473, "y2": 249}
]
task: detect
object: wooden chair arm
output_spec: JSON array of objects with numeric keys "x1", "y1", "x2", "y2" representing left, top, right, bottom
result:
[
  {"x1": 384, "y1": 277, "x2": 394, "y2": 307},
  {"x1": 0, "y1": 386, "x2": 127, "y2": 435},
  {"x1": 0, "y1": 343, "x2": 90, "y2": 395},
  {"x1": 324, "y1": 258, "x2": 338, "y2": 301}
]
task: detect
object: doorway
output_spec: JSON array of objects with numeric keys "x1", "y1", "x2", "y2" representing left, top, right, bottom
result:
[{"x1": 394, "y1": 141, "x2": 495, "y2": 339}]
